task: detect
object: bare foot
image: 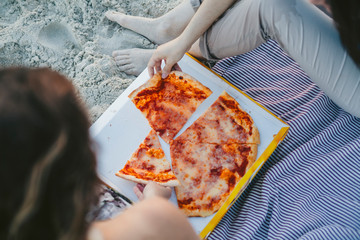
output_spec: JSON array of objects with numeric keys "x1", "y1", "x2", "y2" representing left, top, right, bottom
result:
[
  {"x1": 105, "y1": 11, "x2": 172, "y2": 44},
  {"x1": 112, "y1": 48, "x2": 154, "y2": 76},
  {"x1": 105, "y1": 11, "x2": 128, "y2": 26}
]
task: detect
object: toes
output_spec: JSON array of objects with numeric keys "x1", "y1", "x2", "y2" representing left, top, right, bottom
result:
[
  {"x1": 117, "y1": 63, "x2": 134, "y2": 72},
  {"x1": 105, "y1": 11, "x2": 116, "y2": 21},
  {"x1": 111, "y1": 48, "x2": 150, "y2": 76},
  {"x1": 114, "y1": 57, "x2": 131, "y2": 65},
  {"x1": 116, "y1": 63, "x2": 142, "y2": 76},
  {"x1": 127, "y1": 68, "x2": 142, "y2": 76},
  {"x1": 105, "y1": 11, "x2": 126, "y2": 25},
  {"x1": 112, "y1": 49, "x2": 130, "y2": 57}
]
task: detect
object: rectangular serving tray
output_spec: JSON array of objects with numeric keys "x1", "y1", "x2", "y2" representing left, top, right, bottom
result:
[{"x1": 90, "y1": 54, "x2": 289, "y2": 239}]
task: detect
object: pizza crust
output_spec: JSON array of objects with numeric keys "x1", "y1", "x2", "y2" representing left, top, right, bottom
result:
[
  {"x1": 128, "y1": 72, "x2": 162, "y2": 100},
  {"x1": 219, "y1": 91, "x2": 260, "y2": 144},
  {"x1": 128, "y1": 71, "x2": 212, "y2": 102},
  {"x1": 246, "y1": 144, "x2": 258, "y2": 170},
  {"x1": 170, "y1": 71, "x2": 213, "y2": 94},
  {"x1": 116, "y1": 172, "x2": 180, "y2": 187}
]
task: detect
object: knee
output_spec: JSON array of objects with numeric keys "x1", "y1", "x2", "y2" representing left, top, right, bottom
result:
[{"x1": 258, "y1": 0, "x2": 302, "y2": 39}]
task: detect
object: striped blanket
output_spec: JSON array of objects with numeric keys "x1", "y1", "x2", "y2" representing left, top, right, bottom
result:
[{"x1": 209, "y1": 40, "x2": 360, "y2": 239}]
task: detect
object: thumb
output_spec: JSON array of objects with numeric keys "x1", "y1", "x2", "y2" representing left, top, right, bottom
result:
[{"x1": 161, "y1": 62, "x2": 174, "y2": 79}]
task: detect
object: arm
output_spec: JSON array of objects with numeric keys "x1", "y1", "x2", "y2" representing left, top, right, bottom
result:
[
  {"x1": 148, "y1": 0, "x2": 237, "y2": 78},
  {"x1": 90, "y1": 197, "x2": 199, "y2": 240},
  {"x1": 88, "y1": 183, "x2": 196, "y2": 240}
]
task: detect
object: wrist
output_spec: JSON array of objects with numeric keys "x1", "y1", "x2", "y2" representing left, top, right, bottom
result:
[{"x1": 175, "y1": 35, "x2": 193, "y2": 53}]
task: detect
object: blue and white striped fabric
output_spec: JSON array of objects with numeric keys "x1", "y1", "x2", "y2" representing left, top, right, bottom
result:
[{"x1": 209, "y1": 40, "x2": 360, "y2": 240}]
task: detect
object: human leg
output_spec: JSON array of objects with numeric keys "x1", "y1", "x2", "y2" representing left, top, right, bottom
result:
[
  {"x1": 259, "y1": 0, "x2": 359, "y2": 117},
  {"x1": 105, "y1": 0, "x2": 195, "y2": 45},
  {"x1": 106, "y1": 0, "x2": 197, "y2": 75},
  {"x1": 198, "y1": 0, "x2": 360, "y2": 117},
  {"x1": 188, "y1": 39, "x2": 203, "y2": 59}
]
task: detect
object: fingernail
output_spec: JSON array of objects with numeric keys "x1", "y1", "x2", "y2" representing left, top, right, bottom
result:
[{"x1": 162, "y1": 73, "x2": 167, "y2": 78}]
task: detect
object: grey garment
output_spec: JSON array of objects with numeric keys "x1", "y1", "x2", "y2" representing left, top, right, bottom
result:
[{"x1": 189, "y1": 0, "x2": 360, "y2": 118}]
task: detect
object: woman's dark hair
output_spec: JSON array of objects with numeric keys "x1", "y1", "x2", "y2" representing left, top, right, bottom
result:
[
  {"x1": 0, "y1": 68, "x2": 100, "y2": 240},
  {"x1": 329, "y1": 0, "x2": 360, "y2": 66}
]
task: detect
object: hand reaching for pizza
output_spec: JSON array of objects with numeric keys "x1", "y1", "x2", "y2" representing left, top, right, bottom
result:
[
  {"x1": 133, "y1": 182, "x2": 172, "y2": 201},
  {"x1": 147, "y1": 37, "x2": 188, "y2": 79}
]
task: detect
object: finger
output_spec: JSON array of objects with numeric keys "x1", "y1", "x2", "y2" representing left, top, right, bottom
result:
[
  {"x1": 145, "y1": 181, "x2": 156, "y2": 189},
  {"x1": 147, "y1": 58, "x2": 156, "y2": 77},
  {"x1": 162, "y1": 186, "x2": 172, "y2": 199},
  {"x1": 137, "y1": 183, "x2": 145, "y2": 192},
  {"x1": 162, "y1": 62, "x2": 174, "y2": 79},
  {"x1": 148, "y1": 67, "x2": 154, "y2": 77},
  {"x1": 148, "y1": 59, "x2": 162, "y2": 77},
  {"x1": 144, "y1": 182, "x2": 172, "y2": 200},
  {"x1": 155, "y1": 64, "x2": 162, "y2": 74},
  {"x1": 133, "y1": 185, "x2": 144, "y2": 200}
]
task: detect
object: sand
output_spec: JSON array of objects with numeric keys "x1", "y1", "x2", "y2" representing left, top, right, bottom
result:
[{"x1": 0, "y1": 0, "x2": 181, "y2": 122}]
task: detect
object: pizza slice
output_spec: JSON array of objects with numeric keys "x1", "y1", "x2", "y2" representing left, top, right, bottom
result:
[
  {"x1": 170, "y1": 139, "x2": 257, "y2": 217},
  {"x1": 170, "y1": 91, "x2": 260, "y2": 217},
  {"x1": 116, "y1": 130, "x2": 180, "y2": 187},
  {"x1": 175, "y1": 91, "x2": 260, "y2": 145},
  {"x1": 129, "y1": 71, "x2": 212, "y2": 143}
]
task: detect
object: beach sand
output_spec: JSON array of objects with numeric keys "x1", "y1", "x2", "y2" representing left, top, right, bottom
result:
[
  {"x1": 0, "y1": 0, "x2": 181, "y2": 122},
  {"x1": 0, "y1": 0, "x2": 331, "y2": 122}
]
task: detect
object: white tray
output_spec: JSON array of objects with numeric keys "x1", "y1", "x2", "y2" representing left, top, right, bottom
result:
[{"x1": 90, "y1": 54, "x2": 289, "y2": 238}]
